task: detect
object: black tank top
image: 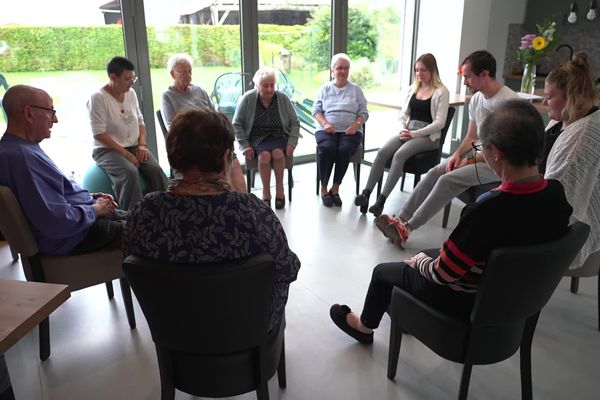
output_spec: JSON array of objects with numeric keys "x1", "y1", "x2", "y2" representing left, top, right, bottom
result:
[{"x1": 409, "y1": 93, "x2": 433, "y2": 123}]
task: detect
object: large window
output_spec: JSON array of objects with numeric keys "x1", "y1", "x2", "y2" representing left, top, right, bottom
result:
[
  {"x1": 142, "y1": 0, "x2": 242, "y2": 170},
  {"x1": 258, "y1": 1, "x2": 331, "y2": 158},
  {"x1": 0, "y1": 0, "x2": 126, "y2": 181}
]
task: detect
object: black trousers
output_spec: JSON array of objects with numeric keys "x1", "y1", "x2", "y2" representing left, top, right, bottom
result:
[
  {"x1": 70, "y1": 209, "x2": 128, "y2": 255},
  {"x1": 316, "y1": 130, "x2": 362, "y2": 186},
  {"x1": 360, "y1": 249, "x2": 476, "y2": 329}
]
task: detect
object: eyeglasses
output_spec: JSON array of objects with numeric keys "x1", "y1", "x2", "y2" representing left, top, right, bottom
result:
[
  {"x1": 29, "y1": 105, "x2": 57, "y2": 118},
  {"x1": 471, "y1": 139, "x2": 482, "y2": 152}
]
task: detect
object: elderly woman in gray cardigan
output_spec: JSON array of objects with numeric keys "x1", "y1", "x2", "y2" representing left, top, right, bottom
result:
[{"x1": 233, "y1": 67, "x2": 299, "y2": 209}]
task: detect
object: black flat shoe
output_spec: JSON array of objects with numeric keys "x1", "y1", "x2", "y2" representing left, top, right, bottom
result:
[
  {"x1": 331, "y1": 192, "x2": 342, "y2": 207},
  {"x1": 329, "y1": 304, "x2": 373, "y2": 344},
  {"x1": 275, "y1": 197, "x2": 285, "y2": 209},
  {"x1": 321, "y1": 193, "x2": 334, "y2": 207}
]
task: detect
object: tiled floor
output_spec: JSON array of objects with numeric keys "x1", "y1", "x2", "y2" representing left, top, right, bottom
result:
[{"x1": 2, "y1": 162, "x2": 599, "y2": 399}]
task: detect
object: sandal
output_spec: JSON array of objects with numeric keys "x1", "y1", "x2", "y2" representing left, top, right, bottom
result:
[
  {"x1": 329, "y1": 304, "x2": 373, "y2": 344},
  {"x1": 275, "y1": 197, "x2": 285, "y2": 209}
]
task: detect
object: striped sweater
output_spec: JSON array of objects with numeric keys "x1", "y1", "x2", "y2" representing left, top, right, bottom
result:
[{"x1": 412, "y1": 177, "x2": 572, "y2": 293}]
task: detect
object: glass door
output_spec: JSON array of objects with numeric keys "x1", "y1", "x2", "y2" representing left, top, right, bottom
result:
[
  {"x1": 142, "y1": 0, "x2": 242, "y2": 168},
  {"x1": 258, "y1": 1, "x2": 332, "y2": 159},
  {"x1": 0, "y1": 0, "x2": 126, "y2": 181}
]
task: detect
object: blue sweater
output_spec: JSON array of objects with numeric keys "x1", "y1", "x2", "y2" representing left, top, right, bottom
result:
[{"x1": 0, "y1": 133, "x2": 96, "y2": 255}]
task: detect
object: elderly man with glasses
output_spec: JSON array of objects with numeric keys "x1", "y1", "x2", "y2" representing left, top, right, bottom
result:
[
  {"x1": 87, "y1": 56, "x2": 168, "y2": 211},
  {"x1": 0, "y1": 84, "x2": 125, "y2": 255}
]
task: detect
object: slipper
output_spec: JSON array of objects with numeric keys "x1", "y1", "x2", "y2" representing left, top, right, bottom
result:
[
  {"x1": 330, "y1": 192, "x2": 342, "y2": 207},
  {"x1": 275, "y1": 197, "x2": 285, "y2": 209},
  {"x1": 329, "y1": 304, "x2": 373, "y2": 344},
  {"x1": 321, "y1": 193, "x2": 334, "y2": 207}
]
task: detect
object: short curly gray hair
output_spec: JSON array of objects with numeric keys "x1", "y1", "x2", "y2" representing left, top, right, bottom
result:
[
  {"x1": 166, "y1": 53, "x2": 193, "y2": 73},
  {"x1": 252, "y1": 67, "x2": 278, "y2": 87},
  {"x1": 330, "y1": 53, "x2": 351, "y2": 70}
]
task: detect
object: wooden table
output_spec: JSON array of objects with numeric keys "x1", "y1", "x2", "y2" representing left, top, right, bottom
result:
[
  {"x1": 367, "y1": 92, "x2": 470, "y2": 109},
  {"x1": 0, "y1": 280, "x2": 70, "y2": 354}
]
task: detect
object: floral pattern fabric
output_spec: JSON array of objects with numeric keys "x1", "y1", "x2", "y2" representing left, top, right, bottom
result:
[{"x1": 123, "y1": 191, "x2": 301, "y2": 330}]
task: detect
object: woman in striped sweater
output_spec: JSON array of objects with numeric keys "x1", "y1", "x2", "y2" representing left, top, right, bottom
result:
[{"x1": 330, "y1": 100, "x2": 572, "y2": 344}]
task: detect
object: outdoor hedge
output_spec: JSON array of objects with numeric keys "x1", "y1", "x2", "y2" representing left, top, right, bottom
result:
[{"x1": 0, "y1": 24, "x2": 310, "y2": 72}]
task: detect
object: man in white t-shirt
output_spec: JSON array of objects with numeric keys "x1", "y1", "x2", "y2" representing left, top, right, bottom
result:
[{"x1": 377, "y1": 50, "x2": 518, "y2": 247}]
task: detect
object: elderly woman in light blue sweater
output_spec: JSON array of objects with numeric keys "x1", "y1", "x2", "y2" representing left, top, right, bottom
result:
[
  {"x1": 313, "y1": 53, "x2": 369, "y2": 207},
  {"x1": 233, "y1": 67, "x2": 299, "y2": 209}
]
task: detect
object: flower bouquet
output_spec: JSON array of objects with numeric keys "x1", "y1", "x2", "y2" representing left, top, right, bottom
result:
[{"x1": 516, "y1": 19, "x2": 558, "y2": 93}]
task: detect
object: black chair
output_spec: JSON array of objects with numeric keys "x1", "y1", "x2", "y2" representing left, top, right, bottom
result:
[
  {"x1": 376, "y1": 107, "x2": 456, "y2": 197},
  {"x1": 387, "y1": 221, "x2": 590, "y2": 400},
  {"x1": 441, "y1": 181, "x2": 499, "y2": 228},
  {"x1": 123, "y1": 253, "x2": 286, "y2": 400},
  {"x1": 156, "y1": 109, "x2": 168, "y2": 138},
  {"x1": 315, "y1": 124, "x2": 365, "y2": 196}
]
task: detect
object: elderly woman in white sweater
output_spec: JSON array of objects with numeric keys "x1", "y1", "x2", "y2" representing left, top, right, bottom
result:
[{"x1": 355, "y1": 53, "x2": 449, "y2": 216}]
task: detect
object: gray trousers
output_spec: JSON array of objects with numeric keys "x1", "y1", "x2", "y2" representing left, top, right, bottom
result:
[
  {"x1": 399, "y1": 159, "x2": 499, "y2": 230},
  {"x1": 92, "y1": 146, "x2": 168, "y2": 211},
  {"x1": 365, "y1": 135, "x2": 439, "y2": 197}
]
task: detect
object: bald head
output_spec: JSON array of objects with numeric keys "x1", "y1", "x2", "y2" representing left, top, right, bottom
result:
[
  {"x1": 3, "y1": 85, "x2": 56, "y2": 142},
  {"x1": 3, "y1": 85, "x2": 48, "y2": 119}
]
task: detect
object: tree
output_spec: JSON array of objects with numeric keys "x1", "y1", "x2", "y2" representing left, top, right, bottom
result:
[{"x1": 304, "y1": 6, "x2": 377, "y2": 70}]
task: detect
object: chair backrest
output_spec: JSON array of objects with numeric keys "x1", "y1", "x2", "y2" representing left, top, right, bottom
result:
[
  {"x1": 210, "y1": 72, "x2": 252, "y2": 121},
  {"x1": 0, "y1": 185, "x2": 39, "y2": 257},
  {"x1": 123, "y1": 253, "x2": 275, "y2": 354},
  {"x1": 472, "y1": 221, "x2": 590, "y2": 325},
  {"x1": 156, "y1": 109, "x2": 168, "y2": 138},
  {"x1": 438, "y1": 106, "x2": 456, "y2": 151}
]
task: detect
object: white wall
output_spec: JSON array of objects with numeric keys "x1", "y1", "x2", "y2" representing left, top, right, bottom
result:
[
  {"x1": 459, "y1": 0, "x2": 526, "y2": 88},
  {"x1": 416, "y1": 0, "x2": 465, "y2": 93}
]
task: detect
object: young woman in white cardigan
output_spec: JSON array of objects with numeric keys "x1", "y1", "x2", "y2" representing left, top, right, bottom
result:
[{"x1": 355, "y1": 53, "x2": 449, "y2": 216}]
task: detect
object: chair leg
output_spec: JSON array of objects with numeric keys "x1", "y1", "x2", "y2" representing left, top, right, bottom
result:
[
  {"x1": 288, "y1": 169, "x2": 293, "y2": 202},
  {"x1": 120, "y1": 278, "x2": 136, "y2": 329},
  {"x1": 519, "y1": 313, "x2": 540, "y2": 400},
  {"x1": 457, "y1": 362, "x2": 473, "y2": 400},
  {"x1": 413, "y1": 174, "x2": 421, "y2": 188},
  {"x1": 442, "y1": 203, "x2": 452, "y2": 228},
  {"x1": 105, "y1": 281, "x2": 114, "y2": 299},
  {"x1": 387, "y1": 322, "x2": 403, "y2": 380},
  {"x1": 315, "y1": 158, "x2": 320, "y2": 196},
  {"x1": 277, "y1": 338, "x2": 287, "y2": 388},
  {"x1": 246, "y1": 170, "x2": 252, "y2": 193},
  {"x1": 400, "y1": 173, "x2": 406, "y2": 192},
  {"x1": 156, "y1": 346, "x2": 176, "y2": 400},
  {"x1": 355, "y1": 163, "x2": 361, "y2": 196},
  {"x1": 10, "y1": 246, "x2": 18, "y2": 263},
  {"x1": 39, "y1": 318, "x2": 50, "y2": 361},
  {"x1": 570, "y1": 277, "x2": 579, "y2": 294}
]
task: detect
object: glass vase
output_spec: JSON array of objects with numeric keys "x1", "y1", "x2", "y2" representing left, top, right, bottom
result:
[{"x1": 520, "y1": 63, "x2": 536, "y2": 94}]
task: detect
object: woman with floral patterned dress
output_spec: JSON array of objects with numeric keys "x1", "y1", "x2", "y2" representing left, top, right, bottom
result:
[{"x1": 123, "y1": 108, "x2": 300, "y2": 331}]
